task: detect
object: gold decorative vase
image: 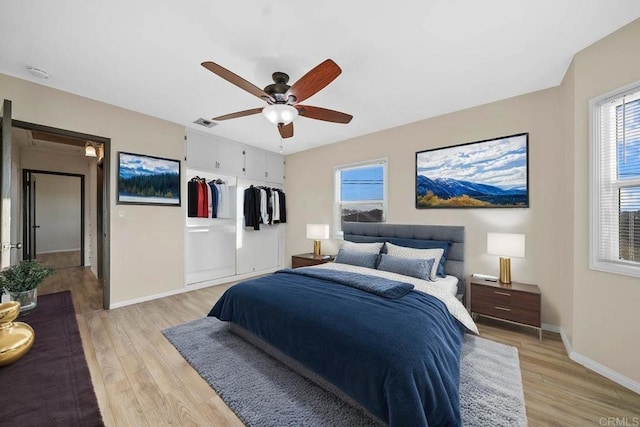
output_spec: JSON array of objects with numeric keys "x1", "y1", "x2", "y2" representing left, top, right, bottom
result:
[{"x1": 0, "y1": 301, "x2": 35, "y2": 366}]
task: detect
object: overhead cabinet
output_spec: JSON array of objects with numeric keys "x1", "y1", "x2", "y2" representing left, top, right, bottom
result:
[
  {"x1": 186, "y1": 130, "x2": 244, "y2": 176},
  {"x1": 243, "y1": 147, "x2": 285, "y2": 183},
  {"x1": 186, "y1": 129, "x2": 284, "y2": 184}
]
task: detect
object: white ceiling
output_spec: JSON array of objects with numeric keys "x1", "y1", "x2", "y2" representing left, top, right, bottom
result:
[{"x1": 1, "y1": 1, "x2": 639, "y2": 155}]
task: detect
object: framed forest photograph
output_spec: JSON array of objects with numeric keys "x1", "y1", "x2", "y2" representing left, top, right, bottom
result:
[
  {"x1": 415, "y1": 133, "x2": 529, "y2": 209},
  {"x1": 117, "y1": 152, "x2": 181, "y2": 206}
]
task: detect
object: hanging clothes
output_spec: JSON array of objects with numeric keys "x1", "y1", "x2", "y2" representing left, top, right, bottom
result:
[
  {"x1": 272, "y1": 189, "x2": 280, "y2": 223},
  {"x1": 278, "y1": 190, "x2": 287, "y2": 223},
  {"x1": 259, "y1": 188, "x2": 269, "y2": 225},
  {"x1": 244, "y1": 186, "x2": 261, "y2": 230},
  {"x1": 207, "y1": 180, "x2": 218, "y2": 218},
  {"x1": 216, "y1": 181, "x2": 230, "y2": 218},
  {"x1": 187, "y1": 178, "x2": 200, "y2": 217},
  {"x1": 197, "y1": 180, "x2": 208, "y2": 217},
  {"x1": 206, "y1": 180, "x2": 213, "y2": 218}
]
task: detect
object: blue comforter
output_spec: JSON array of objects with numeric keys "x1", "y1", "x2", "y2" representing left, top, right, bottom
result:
[{"x1": 209, "y1": 268, "x2": 465, "y2": 426}]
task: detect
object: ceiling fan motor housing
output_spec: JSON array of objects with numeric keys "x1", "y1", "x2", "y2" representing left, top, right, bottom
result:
[{"x1": 264, "y1": 72, "x2": 292, "y2": 103}]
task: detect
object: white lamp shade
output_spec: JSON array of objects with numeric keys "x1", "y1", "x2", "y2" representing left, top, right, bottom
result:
[
  {"x1": 306, "y1": 224, "x2": 330, "y2": 240},
  {"x1": 487, "y1": 233, "x2": 525, "y2": 258},
  {"x1": 262, "y1": 104, "x2": 298, "y2": 125}
]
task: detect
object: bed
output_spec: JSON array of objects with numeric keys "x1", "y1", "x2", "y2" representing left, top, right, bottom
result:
[{"x1": 209, "y1": 223, "x2": 477, "y2": 426}]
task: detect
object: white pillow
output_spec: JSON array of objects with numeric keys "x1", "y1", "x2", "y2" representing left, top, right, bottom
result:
[
  {"x1": 340, "y1": 240, "x2": 384, "y2": 254},
  {"x1": 385, "y1": 242, "x2": 444, "y2": 280}
]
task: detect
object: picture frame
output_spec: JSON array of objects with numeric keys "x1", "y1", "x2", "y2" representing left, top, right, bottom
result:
[
  {"x1": 415, "y1": 133, "x2": 529, "y2": 209},
  {"x1": 117, "y1": 151, "x2": 181, "y2": 206}
]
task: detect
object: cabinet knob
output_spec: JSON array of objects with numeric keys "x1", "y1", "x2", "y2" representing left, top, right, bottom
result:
[{"x1": 494, "y1": 306, "x2": 511, "y2": 312}]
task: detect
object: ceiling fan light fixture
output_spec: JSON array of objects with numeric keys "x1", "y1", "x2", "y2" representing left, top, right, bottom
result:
[{"x1": 262, "y1": 104, "x2": 298, "y2": 125}]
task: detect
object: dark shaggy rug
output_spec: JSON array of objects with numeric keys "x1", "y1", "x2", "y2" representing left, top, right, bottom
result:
[
  {"x1": 0, "y1": 291, "x2": 103, "y2": 426},
  {"x1": 164, "y1": 317, "x2": 527, "y2": 427}
]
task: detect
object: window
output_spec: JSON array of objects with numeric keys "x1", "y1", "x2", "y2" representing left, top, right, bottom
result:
[
  {"x1": 590, "y1": 83, "x2": 640, "y2": 278},
  {"x1": 334, "y1": 159, "x2": 387, "y2": 237}
]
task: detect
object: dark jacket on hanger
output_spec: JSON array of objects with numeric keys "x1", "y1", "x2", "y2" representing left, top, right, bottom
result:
[
  {"x1": 244, "y1": 186, "x2": 261, "y2": 230},
  {"x1": 188, "y1": 178, "x2": 200, "y2": 217}
]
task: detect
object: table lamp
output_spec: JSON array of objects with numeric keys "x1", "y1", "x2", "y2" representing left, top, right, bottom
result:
[
  {"x1": 306, "y1": 224, "x2": 329, "y2": 256},
  {"x1": 487, "y1": 232, "x2": 525, "y2": 284}
]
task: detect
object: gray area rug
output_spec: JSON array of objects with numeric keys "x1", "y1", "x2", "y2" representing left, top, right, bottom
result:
[{"x1": 163, "y1": 318, "x2": 527, "y2": 426}]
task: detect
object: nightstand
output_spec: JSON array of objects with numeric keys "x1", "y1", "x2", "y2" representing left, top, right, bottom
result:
[
  {"x1": 470, "y1": 278, "x2": 542, "y2": 341},
  {"x1": 291, "y1": 253, "x2": 335, "y2": 268}
]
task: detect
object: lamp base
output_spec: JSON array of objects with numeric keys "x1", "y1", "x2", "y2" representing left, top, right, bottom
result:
[
  {"x1": 499, "y1": 257, "x2": 512, "y2": 284},
  {"x1": 313, "y1": 240, "x2": 321, "y2": 256}
]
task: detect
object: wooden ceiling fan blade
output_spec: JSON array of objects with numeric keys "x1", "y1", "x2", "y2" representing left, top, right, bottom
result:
[
  {"x1": 202, "y1": 61, "x2": 274, "y2": 102},
  {"x1": 286, "y1": 59, "x2": 341, "y2": 104},
  {"x1": 278, "y1": 123, "x2": 294, "y2": 138},
  {"x1": 212, "y1": 107, "x2": 263, "y2": 121},
  {"x1": 297, "y1": 105, "x2": 353, "y2": 124}
]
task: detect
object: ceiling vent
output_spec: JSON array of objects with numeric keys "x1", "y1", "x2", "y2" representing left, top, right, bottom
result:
[{"x1": 193, "y1": 118, "x2": 216, "y2": 128}]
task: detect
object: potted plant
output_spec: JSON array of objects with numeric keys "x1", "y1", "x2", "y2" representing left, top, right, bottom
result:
[{"x1": 0, "y1": 261, "x2": 54, "y2": 312}]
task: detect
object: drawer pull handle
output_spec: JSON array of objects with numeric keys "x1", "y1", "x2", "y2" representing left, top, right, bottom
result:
[
  {"x1": 494, "y1": 291, "x2": 511, "y2": 296},
  {"x1": 494, "y1": 306, "x2": 511, "y2": 312}
]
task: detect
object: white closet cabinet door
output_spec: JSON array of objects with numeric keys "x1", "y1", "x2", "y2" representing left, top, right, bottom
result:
[
  {"x1": 185, "y1": 222, "x2": 236, "y2": 284},
  {"x1": 265, "y1": 153, "x2": 284, "y2": 183},
  {"x1": 217, "y1": 139, "x2": 244, "y2": 176},
  {"x1": 236, "y1": 224, "x2": 280, "y2": 274},
  {"x1": 186, "y1": 130, "x2": 218, "y2": 171},
  {"x1": 243, "y1": 147, "x2": 266, "y2": 180}
]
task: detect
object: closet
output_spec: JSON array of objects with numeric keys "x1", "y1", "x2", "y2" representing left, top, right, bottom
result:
[{"x1": 185, "y1": 129, "x2": 285, "y2": 287}]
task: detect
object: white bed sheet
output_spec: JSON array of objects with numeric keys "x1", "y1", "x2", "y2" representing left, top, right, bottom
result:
[{"x1": 432, "y1": 275, "x2": 459, "y2": 296}]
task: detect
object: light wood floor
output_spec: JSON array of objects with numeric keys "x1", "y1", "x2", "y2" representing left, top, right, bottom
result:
[
  {"x1": 36, "y1": 250, "x2": 82, "y2": 270},
  {"x1": 38, "y1": 267, "x2": 640, "y2": 426}
]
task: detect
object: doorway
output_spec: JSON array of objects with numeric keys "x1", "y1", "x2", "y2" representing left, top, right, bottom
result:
[
  {"x1": 1, "y1": 99, "x2": 111, "y2": 309},
  {"x1": 23, "y1": 171, "x2": 85, "y2": 269}
]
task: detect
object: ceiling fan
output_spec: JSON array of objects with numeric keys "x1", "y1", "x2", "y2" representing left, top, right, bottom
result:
[{"x1": 201, "y1": 59, "x2": 353, "y2": 139}]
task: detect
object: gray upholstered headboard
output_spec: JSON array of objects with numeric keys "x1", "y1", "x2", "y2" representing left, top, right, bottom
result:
[{"x1": 342, "y1": 223, "x2": 465, "y2": 296}]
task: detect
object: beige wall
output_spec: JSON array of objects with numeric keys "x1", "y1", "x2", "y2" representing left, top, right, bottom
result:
[
  {"x1": 570, "y1": 18, "x2": 640, "y2": 383},
  {"x1": 286, "y1": 87, "x2": 566, "y2": 326},
  {"x1": 0, "y1": 73, "x2": 185, "y2": 305},
  {"x1": 559, "y1": 60, "x2": 575, "y2": 342}
]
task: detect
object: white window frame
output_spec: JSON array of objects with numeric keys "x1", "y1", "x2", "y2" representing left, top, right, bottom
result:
[
  {"x1": 589, "y1": 80, "x2": 640, "y2": 278},
  {"x1": 333, "y1": 158, "x2": 388, "y2": 239}
]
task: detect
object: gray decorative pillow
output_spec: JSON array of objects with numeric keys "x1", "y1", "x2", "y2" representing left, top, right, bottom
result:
[
  {"x1": 334, "y1": 248, "x2": 378, "y2": 269},
  {"x1": 385, "y1": 242, "x2": 444, "y2": 280},
  {"x1": 377, "y1": 254, "x2": 435, "y2": 281},
  {"x1": 340, "y1": 240, "x2": 384, "y2": 254}
]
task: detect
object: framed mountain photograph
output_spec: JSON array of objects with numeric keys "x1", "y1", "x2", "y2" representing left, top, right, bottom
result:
[
  {"x1": 117, "y1": 152, "x2": 181, "y2": 206},
  {"x1": 415, "y1": 133, "x2": 529, "y2": 209}
]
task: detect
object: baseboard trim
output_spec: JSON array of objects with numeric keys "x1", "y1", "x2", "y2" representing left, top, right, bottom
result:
[
  {"x1": 543, "y1": 323, "x2": 639, "y2": 394},
  {"x1": 108, "y1": 267, "x2": 281, "y2": 309},
  {"x1": 569, "y1": 349, "x2": 640, "y2": 394},
  {"x1": 36, "y1": 248, "x2": 81, "y2": 255}
]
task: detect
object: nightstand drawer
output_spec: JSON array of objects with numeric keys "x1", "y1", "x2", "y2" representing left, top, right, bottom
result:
[
  {"x1": 471, "y1": 283, "x2": 540, "y2": 311},
  {"x1": 471, "y1": 301, "x2": 541, "y2": 327}
]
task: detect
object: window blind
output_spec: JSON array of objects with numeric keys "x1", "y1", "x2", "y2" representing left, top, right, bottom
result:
[{"x1": 593, "y1": 86, "x2": 640, "y2": 274}]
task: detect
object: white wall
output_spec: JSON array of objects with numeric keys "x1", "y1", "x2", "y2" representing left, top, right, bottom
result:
[{"x1": 33, "y1": 173, "x2": 81, "y2": 253}]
